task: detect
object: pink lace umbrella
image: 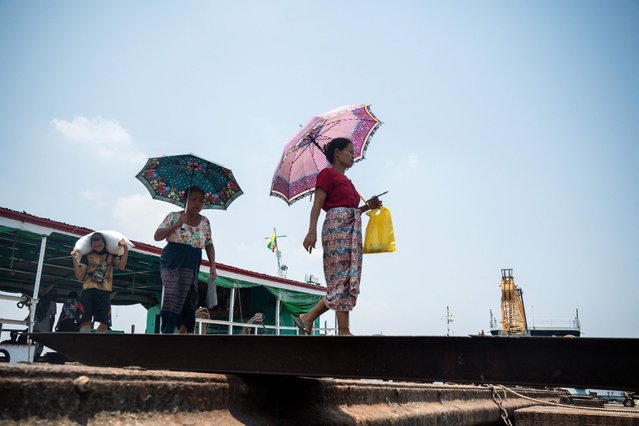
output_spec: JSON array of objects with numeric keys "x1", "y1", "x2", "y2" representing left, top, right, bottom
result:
[{"x1": 270, "y1": 104, "x2": 382, "y2": 205}]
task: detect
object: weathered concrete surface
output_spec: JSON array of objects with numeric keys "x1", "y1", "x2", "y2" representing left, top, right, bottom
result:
[
  {"x1": 516, "y1": 405, "x2": 639, "y2": 426},
  {"x1": 0, "y1": 362, "x2": 562, "y2": 425}
]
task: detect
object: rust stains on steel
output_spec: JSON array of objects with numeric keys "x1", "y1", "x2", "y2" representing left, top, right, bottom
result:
[{"x1": 31, "y1": 333, "x2": 639, "y2": 391}]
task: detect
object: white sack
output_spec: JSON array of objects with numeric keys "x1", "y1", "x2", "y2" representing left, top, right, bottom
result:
[{"x1": 74, "y1": 230, "x2": 134, "y2": 256}]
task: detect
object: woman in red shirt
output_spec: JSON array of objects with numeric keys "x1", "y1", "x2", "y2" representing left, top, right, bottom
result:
[{"x1": 299, "y1": 138, "x2": 382, "y2": 336}]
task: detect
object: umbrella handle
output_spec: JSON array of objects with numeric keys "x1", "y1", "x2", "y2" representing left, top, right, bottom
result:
[
  {"x1": 360, "y1": 192, "x2": 387, "y2": 209},
  {"x1": 359, "y1": 194, "x2": 371, "y2": 209},
  {"x1": 182, "y1": 176, "x2": 194, "y2": 229},
  {"x1": 180, "y1": 189, "x2": 193, "y2": 229}
]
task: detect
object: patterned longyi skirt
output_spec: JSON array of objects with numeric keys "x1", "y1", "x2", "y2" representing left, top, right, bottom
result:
[{"x1": 322, "y1": 207, "x2": 363, "y2": 311}]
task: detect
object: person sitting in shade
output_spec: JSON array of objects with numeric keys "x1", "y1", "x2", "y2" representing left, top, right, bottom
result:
[
  {"x1": 31, "y1": 287, "x2": 58, "y2": 358},
  {"x1": 55, "y1": 291, "x2": 80, "y2": 332},
  {"x1": 33, "y1": 287, "x2": 58, "y2": 333}
]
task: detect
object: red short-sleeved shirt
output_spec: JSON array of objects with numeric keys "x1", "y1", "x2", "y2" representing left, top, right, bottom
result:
[{"x1": 315, "y1": 167, "x2": 360, "y2": 212}]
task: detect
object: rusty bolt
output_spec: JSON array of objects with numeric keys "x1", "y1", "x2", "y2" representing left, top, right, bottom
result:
[{"x1": 73, "y1": 375, "x2": 91, "y2": 393}]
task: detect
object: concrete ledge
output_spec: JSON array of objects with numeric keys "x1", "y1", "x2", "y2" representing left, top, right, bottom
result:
[
  {"x1": 516, "y1": 405, "x2": 639, "y2": 426},
  {"x1": 1, "y1": 363, "x2": 562, "y2": 425}
]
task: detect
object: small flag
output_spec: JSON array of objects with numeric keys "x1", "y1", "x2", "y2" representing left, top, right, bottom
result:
[{"x1": 267, "y1": 231, "x2": 277, "y2": 252}]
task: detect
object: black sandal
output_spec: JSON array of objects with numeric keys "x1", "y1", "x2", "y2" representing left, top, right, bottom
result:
[{"x1": 293, "y1": 317, "x2": 310, "y2": 335}]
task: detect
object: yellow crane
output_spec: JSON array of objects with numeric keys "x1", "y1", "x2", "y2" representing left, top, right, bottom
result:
[{"x1": 500, "y1": 268, "x2": 528, "y2": 335}]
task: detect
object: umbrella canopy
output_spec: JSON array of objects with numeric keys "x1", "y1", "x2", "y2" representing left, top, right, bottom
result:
[
  {"x1": 270, "y1": 104, "x2": 382, "y2": 205},
  {"x1": 135, "y1": 153, "x2": 243, "y2": 210}
]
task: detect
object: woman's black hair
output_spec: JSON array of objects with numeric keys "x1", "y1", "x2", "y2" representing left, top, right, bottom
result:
[
  {"x1": 323, "y1": 138, "x2": 353, "y2": 164},
  {"x1": 182, "y1": 185, "x2": 205, "y2": 203}
]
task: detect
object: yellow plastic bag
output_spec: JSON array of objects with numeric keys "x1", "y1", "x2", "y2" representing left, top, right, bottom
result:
[{"x1": 363, "y1": 206, "x2": 396, "y2": 254}]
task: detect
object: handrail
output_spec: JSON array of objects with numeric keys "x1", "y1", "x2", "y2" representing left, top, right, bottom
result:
[
  {"x1": 0, "y1": 294, "x2": 30, "y2": 303},
  {"x1": 0, "y1": 319, "x2": 28, "y2": 326},
  {"x1": 195, "y1": 317, "x2": 337, "y2": 335},
  {"x1": 0, "y1": 295, "x2": 31, "y2": 339}
]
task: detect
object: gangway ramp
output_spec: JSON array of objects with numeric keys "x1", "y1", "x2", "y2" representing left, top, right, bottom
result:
[{"x1": 32, "y1": 333, "x2": 639, "y2": 391}]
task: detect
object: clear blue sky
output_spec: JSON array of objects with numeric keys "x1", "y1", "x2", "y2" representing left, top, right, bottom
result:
[{"x1": 1, "y1": 1, "x2": 637, "y2": 337}]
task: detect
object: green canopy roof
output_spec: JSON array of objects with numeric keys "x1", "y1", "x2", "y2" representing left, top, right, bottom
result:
[
  {"x1": 0, "y1": 211, "x2": 324, "y2": 317},
  {"x1": 0, "y1": 226, "x2": 162, "y2": 308}
]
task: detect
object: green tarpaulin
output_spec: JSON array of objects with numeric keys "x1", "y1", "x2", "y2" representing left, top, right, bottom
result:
[
  {"x1": 0, "y1": 225, "x2": 47, "y2": 239},
  {"x1": 198, "y1": 272, "x2": 322, "y2": 317}
]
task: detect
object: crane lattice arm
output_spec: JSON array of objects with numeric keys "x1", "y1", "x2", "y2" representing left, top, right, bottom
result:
[{"x1": 500, "y1": 269, "x2": 528, "y2": 335}]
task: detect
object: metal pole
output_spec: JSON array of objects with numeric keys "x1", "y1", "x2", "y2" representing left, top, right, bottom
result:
[
  {"x1": 276, "y1": 249, "x2": 281, "y2": 277},
  {"x1": 29, "y1": 236, "x2": 48, "y2": 332},
  {"x1": 275, "y1": 297, "x2": 281, "y2": 335},
  {"x1": 276, "y1": 249, "x2": 281, "y2": 270},
  {"x1": 228, "y1": 288, "x2": 236, "y2": 335},
  {"x1": 28, "y1": 236, "x2": 48, "y2": 362},
  {"x1": 531, "y1": 305, "x2": 535, "y2": 329}
]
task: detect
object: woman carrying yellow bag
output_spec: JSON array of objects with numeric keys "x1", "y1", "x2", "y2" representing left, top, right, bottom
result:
[{"x1": 299, "y1": 138, "x2": 382, "y2": 336}]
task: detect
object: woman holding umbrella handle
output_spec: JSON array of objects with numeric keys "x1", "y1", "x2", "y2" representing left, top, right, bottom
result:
[
  {"x1": 154, "y1": 186, "x2": 217, "y2": 334},
  {"x1": 300, "y1": 138, "x2": 382, "y2": 336}
]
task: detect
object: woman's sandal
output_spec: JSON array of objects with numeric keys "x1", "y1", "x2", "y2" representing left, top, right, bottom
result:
[{"x1": 293, "y1": 317, "x2": 310, "y2": 335}]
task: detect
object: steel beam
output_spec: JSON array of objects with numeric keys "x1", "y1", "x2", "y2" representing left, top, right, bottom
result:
[{"x1": 31, "y1": 333, "x2": 639, "y2": 391}]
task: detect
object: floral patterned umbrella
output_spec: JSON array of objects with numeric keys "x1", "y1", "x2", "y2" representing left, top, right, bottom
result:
[
  {"x1": 135, "y1": 153, "x2": 243, "y2": 210},
  {"x1": 270, "y1": 104, "x2": 382, "y2": 205}
]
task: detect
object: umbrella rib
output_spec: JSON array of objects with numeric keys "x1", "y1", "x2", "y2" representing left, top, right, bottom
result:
[{"x1": 309, "y1": 141, "x2": 327, "y2": 175}]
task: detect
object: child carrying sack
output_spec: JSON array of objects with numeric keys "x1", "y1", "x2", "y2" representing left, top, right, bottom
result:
[{"x1": 363, "y1": 206, "x2": 396, "y2": 254}]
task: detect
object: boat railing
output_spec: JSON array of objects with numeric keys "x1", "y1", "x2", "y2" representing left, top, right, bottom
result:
[
  {"x1": 529, "y1": 318, "x2": 581, "y2": 330},
  {"x1": 195, "y1": 317, "x2": 337, "y2": 336},
  {"x1": 0, "y1": 293, "x2": 31, "y2": 332}
]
